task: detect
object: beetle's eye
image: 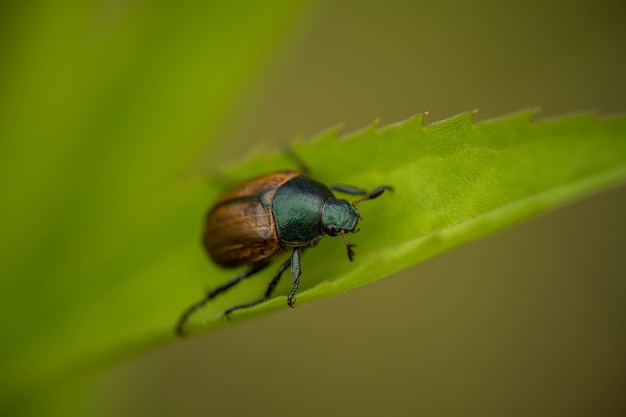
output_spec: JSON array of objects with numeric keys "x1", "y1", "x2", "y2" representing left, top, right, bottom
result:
[{"x1": 324, "y1": 224, "x2": 338, "y2": 236}]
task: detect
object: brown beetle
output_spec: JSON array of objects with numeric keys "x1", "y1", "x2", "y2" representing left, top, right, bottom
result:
[{"x1": 175, "y1": 166, "x2": 391, "y2": 336}]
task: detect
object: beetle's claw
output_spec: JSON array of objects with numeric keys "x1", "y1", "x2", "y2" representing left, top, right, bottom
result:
[{"x1": 288, "y1": 296, "x2": 296, "y2": 308}]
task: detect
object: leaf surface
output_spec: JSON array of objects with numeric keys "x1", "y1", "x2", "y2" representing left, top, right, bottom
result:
[{"x1": 183, "y1": 110, "x2": 626, "y2": 331}]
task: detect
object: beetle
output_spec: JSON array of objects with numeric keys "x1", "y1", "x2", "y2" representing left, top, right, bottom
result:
[{"x1": 175, "y1": 162, "x2": 392, "y2": 336}]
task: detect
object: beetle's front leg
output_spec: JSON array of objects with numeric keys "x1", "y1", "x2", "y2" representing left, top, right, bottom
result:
[
  {"x1": 287, "y1": 247, "x2": 302, "y2": 307},
  {"x1": 330, "y1": 184, "x2": 393, "y2": 205},
  {"x1": 329, "y1": 184, "x2": 368, "y2": 195},
  {"x1": 351, "y1": 185, "x2": 393, "y2": 206}
]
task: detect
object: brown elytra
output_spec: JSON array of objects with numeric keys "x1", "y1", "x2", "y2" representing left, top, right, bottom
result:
[{"x1": 203, "y1": 171, "x2": 300, "y2": 267}]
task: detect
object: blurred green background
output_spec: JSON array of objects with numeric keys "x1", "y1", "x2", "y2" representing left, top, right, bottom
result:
[{"x1": 3, "y1": 0, "x2": 626, "y2": 416}]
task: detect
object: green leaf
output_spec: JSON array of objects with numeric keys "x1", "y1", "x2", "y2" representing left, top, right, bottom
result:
[
  {"x1": 182, "y1": 110, "x2": 626, "y2": 334},
  {"x1": 3, "y1": 6, "x2": 626, "y2": 403},
  {"x1": 3, "y1": 86, "x2": 626, "y2": 416}
]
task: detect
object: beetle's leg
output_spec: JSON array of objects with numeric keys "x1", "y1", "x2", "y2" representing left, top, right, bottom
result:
[
  {"x1": 175, "y1": 262, "x2": 269, "y2": 336},
  {"x1": 329, "y1": 184, "x2": 369, "y2": 195},
  {"x1": 330, "y1": 184, "x2": 393, "y2": 206},
  {"x1": 223, "y1": 256, "x2": 292, "y2": 319},
  {"x1": 351, "y1": 185, "x2": 393, "y2": 206},
  {"x1": 287, "y1": 247, "x2": 302, "y2": 307},
  {"x1": 285, "y1": 148, "x2": 312, "y2": 176},
  {"x1": 340, "y1": 230, "x2": 357, "y2": 262}
]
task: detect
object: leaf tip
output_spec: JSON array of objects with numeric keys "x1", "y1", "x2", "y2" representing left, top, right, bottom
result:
[
  {"x1": 341, "y1": 118, "x2": 381, "y2": 142},
  {"x1": 304, "y1": 124, "x2": 344, "y2": 146},
  {"x1": 408, "y1": 111, "x2": 430, "y2": 128},
  {"x1": 427, "y1": 109, "x2": 477, "y2": 129},
  {"x1": 384, "y1": 112, "x2": 429, "y2": 132}
]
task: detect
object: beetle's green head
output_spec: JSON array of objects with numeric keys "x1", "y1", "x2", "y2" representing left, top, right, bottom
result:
[
  {"x1": 321, "y1": 199, "x2": 360, "y2": 236},
  {"x1": 321, "y1": 199, "x2": 362, "y2": 261}
]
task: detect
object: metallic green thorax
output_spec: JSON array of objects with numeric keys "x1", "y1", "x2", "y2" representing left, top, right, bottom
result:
[{"x1": 273, "y1": 176, "x2": 360, "y2": 245}]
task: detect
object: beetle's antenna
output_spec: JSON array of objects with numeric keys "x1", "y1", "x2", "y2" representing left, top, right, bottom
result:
[
  {"x1": 351, "y1": 185, "x2": 393, "y2": 206},
  {"x1": 340, "y1": 231, "x2": 356, "y2": 262}
]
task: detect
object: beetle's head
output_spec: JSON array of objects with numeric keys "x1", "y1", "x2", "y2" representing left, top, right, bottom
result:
[
  {"x1": 322, "y1": 199, "x2": 361, "y2": 236},
  {"x1": 321, "y1": 199, "x2": 362, "y2": 261},
  {"x1": 321, "y1": 184, "x2": 392, "y2": 262}
]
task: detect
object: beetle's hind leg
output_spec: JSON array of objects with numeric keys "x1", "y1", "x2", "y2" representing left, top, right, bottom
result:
[
  {"x1": 175, "y1": 262, "x2": 269, "y2": 336},
  {"x1": 223, "y1": 254, "x2": 293, "y2": 318}
]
